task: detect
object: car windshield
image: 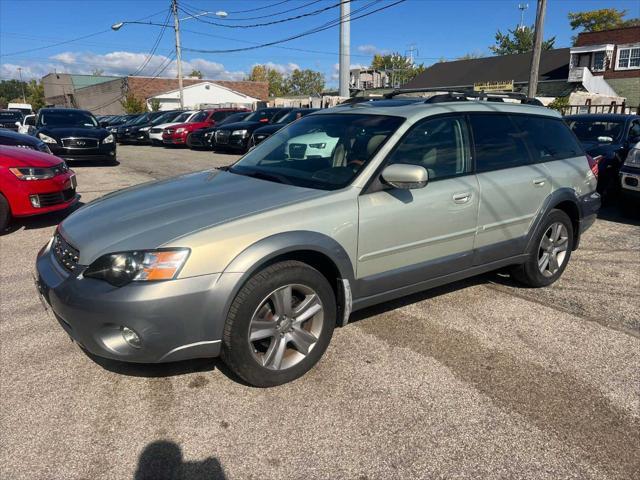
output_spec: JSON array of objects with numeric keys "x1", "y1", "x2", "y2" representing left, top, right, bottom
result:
[
  {"x1": 172, "y1": 112, "x2": 192, "y2": 123},
  {"x1": 567, "y1": 119, "x2": 625, "y2": 142},
  {"x1": 152, "y1": 111, "x2": 180, "y2": 125},
  {"x1": 190, "y1": 111, "x2": 209, "y2": 122},
  {"x1": 39, "y1": 110, "x2": 98, "y2": 127},
  {"x1": 131, "y1": 113, "x2": 152, "y2": 125},
  {"x1": 229, "y1": 113, "x2": 403, "y2": 190},
  {"x1": 0, "y1": 111, "x2": 23, "y2": 121},
  {"x1": 219, "y1": 112, "x2": 248, "y2": 125}
]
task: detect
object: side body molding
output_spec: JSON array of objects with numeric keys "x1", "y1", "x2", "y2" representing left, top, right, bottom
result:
[{"x1": 205, "y1": 231, "x2": 356, "y2": 342}]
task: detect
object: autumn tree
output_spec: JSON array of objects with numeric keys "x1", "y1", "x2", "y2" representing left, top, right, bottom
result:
[
  {"x1": 26, "y1": 80, "x2": 45, "y2": 111},
  {"x1": 568, "y1": 8, "x2": 639, "y2": 33},
  {"x1": 149, "y1": 98, "x2": 161, "y2": 111},
  {"x1": 490, "y1": 25, "x2": 555, "y2": 55},
  {"x1": 120, "y1": 93, "x2": 147, "y2": 114},
  {"x1": 189, "y1": 69, "x2": 203, "y2": 79},
  {"x1": 247, "y1": 65, "x2": 287, "y2": 96},
  {"x1": 286, "y1": 69, "x2": 325, "y2": 95}
]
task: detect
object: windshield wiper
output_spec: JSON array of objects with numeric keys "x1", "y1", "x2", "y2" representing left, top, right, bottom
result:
[{"x1": 231, "y1": 169, "x2": 291, "y2": 185}]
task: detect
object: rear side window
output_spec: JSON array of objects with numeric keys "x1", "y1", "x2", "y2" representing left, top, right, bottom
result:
[
  {"x1": 213, "y1": 111, "x2": 230, "y2": 121},
  {"x1": 387, "y1": 115, "x2": 471, "y2": 180},
  {"x1": 469, "y1": 114, "x2": 530, "y2": 172},
  {"x1": 511, "y1": 115, "x2": 582, "y2": 161}
]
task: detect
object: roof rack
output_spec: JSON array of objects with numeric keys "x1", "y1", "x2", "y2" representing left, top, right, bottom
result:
[{"x1": 383, "y1": 88, "x2": 543, "y2": 106}]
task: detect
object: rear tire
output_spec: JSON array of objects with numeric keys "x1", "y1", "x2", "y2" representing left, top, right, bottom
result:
[
  {"x1": 0, "y1": 194, "x2": 11, "y2": 234},
  {"x1": 512, "y1": 209, "x2": 574, "y2": 288},
  {"x1": 222, "y1": 260, "x2": 336, "y2": 387}
]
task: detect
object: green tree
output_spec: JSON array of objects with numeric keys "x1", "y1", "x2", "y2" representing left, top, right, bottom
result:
[
  {"x1": 547, "y1": 95, "x2": 569, "y2": 113},
  {"x1": 568, "y1": 8, "x2": 639, "y2": 33},
  {"x1": 149, "y1": 98, "x2": 161, "y2": 112},
  {"x1": 247, "y1": 65, "x2": 287, "y2": 96},
  {"x1": 0, "y1": 80, "x2": 27, "y2": 102},
  {"x1": 286, "y1": 69, "x2": 325, "y2": 95},
  {"x1": 120, "y1": 93, "x2": 147, "y2": 114},
  {"x1": 26, "y1": 80, "x2": 45, "y2": 111},
  {"x1": 490, "y1": 25, "x2": 555, "y2": 55},
  {"x1": 371, "y1": 53, "x2": 425, "y2": 87},
  {"x1": 457, "y1": 51, "x2": 486, "y2": 60},
  {"x1": 189, "y1": 69, "x2": 203, "y2": 79},
  {"x1": 0, "y1": 96, "x2": 7, "y2": 109}
]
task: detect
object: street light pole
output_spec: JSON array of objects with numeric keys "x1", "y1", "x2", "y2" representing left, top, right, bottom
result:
[
  {"x1": 528, "y1": 0, "x2": 547, "y2": 98},
  {"x1": 339, "y1": 0, "x2": 350, "y2": 98},
  {"x1": 172, "y1": 0, "x2": 185, "y2": 110}
]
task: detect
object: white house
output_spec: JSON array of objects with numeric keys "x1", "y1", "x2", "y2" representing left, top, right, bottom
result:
[{"x1": 146, "y1": 82, "x2": 260, "y2": 111}]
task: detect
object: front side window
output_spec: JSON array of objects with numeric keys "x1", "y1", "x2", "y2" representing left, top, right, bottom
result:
[
  {"x1": 190, "y1": 111, "x2": 208, "y2": 122},
  {"x1": 617, "y1": 46, "x2": 640, "y2": 69},
  {"x1": 213, "y1": 111, "x2": 230, "y2": 122},
  {"x1": 511, "y1": 115, "x2": 583, "y2": 162},
  {"x1": 230, "y1": 113, "x2": 403, "y2": 190},
  {"x1": 38, "y1": 110, "x2": 98, "y2": 128},
  {"x1": 469, "y1": 114, "x2": 531, "y2": 172},
  {"x1": 387, "y1": 115, "x2": 471, "y2": 180},
  {"x1": 566, "y1": 119, "x2": 625, "y2": 142}
]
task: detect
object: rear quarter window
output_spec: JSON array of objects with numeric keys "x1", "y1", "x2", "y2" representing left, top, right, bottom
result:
[{"x1": 511, "y1": 115, "x2": 583, "y2": 162}]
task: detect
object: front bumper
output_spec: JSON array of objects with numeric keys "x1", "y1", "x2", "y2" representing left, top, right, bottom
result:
[
  {"x1": 35, "y1": 241, "x2": 226, "y2": 363},
  {"x1": 118, "y1": 130, "x2": 149, "y2": 144},
  {"x1": 6, "y1": 172, "x2": 79, "y2": 217},
  {"x1": 162, "y1": 134, "x2": 187, "y2": 145},
  {"x1": 49, "y1": 142, "x2": 116, "y2": 161}
]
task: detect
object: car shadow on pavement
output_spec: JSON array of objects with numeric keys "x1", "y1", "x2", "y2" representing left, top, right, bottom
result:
[
  {"x1": 66, "y1": 159, "x2": 120, "y2": 167},
  {"x1": 135, "y1": 440, "x2": 226, "y2": 480},
  {"x1": 597, "y1": 204, "x2": 640, "y2": 226},
  {"x1": 3, "y1": 201, "x2": 85, "y2": 234}
]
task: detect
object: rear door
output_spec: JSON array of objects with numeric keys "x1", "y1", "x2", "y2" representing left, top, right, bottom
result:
[
  {"x1": 470, "y1": 113, "x2": 551, "y2": 264},
  {"x1": 357, "y1": 115, "x2": 479, "y2": 288}
]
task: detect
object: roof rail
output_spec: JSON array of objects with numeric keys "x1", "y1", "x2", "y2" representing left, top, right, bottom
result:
[{"x1": 383, "y1": 87, "x2": 543, "y2": 106}]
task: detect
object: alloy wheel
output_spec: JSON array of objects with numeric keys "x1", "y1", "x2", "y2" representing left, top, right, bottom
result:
[
  {"x1": 538, "y1": 222, "x2": 569, "y2": 278},
  {"x1": 247, "y1": 284, "x2": 324, "y2": 370}
]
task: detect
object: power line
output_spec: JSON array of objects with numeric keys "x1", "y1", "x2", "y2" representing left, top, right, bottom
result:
[
  {"x1": 130, "y1": 8, "x2": 172, "y2": 77},
  {"x1": 183, "y1": 0, "x2": 405, "y2": 54},
  {"x1": 181, "y1": 0, "x2": 323, "y2": 22},
  {"x1": 225, "y1": 0, "x2": 292, "y2": 14},
  {"x1": 177, "y1": 0, "x2": 349, "y2": 29}
]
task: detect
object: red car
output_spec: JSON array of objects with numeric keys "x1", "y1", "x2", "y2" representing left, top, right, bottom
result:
[
  {"x1": 162, "y1": 108, "x2": 250, "y2": 147},
  {"x1": 0, "y1": 146, "x2": 78, "y2": 232}
]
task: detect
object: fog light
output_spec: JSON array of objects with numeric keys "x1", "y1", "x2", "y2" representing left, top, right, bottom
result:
[
  {"x1": 29, "y1": 195, "x2": 41, "y2": 208},
  {"x1": 121, "y1": 326, "x2": 142, "y2": 348}
]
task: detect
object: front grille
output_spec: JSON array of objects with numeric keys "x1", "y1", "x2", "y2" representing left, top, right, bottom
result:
[
  {"x1": 38, "y1": 188, "x2": 75, "y2": 207},
  {"x1": 215, "y1": 130, "x2": 230, "y2": 144},
  {"x1": 61, "y1": 138, "x2": 99, "y2": 149},
  {"x1": 150, "y1": 128, "x2": 162, "y2": 134},
  {"x1": 288, "y1": 143, "x2": 307, "y2": 159},
  {"x1": 52, "y1": 232, "x2": 80, "y2": 272},
  {"x1": 164, "y1": 128, "x2": 174, "y2": 135}
]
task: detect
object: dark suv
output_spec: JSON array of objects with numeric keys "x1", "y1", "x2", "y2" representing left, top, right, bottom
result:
[{"x1": 34, "y1": 108, "x2": 116, "y2": 163}]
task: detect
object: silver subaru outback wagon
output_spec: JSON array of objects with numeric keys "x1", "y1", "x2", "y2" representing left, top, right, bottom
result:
[{"x1": 36, "y1": 94, "x2": 600, "y2": 386}]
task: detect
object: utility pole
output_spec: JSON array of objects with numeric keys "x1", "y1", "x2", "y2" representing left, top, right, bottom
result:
[
  {"x1": 17, "y1": 67, "x2": 26, "y2": 102},
  {"x1": 172, "y1": 0, "x2": 184, "y2": 109},
  {"x1": 339, "y1": 0, "x2": 350, "y2": 98},
  {"x1": 528, "y1": 0, "x2": 546, "y2": 98}
]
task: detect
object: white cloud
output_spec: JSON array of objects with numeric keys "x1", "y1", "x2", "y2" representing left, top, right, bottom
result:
[
  {"x1": 2, "y1": 51, "x2": 247, "y2": 81},
  {"x1": 356, "y1": 44, "x2": 389, "y2": 55}
]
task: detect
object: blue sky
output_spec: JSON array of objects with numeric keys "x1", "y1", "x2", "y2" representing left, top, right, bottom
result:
[{"x1": 1, "y1": 0, "x2": 639, "y2": 86}]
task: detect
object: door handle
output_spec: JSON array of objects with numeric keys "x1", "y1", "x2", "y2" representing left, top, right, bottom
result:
[
  {"x1": 453, "y1": 192, "x2": 472, "y2": 204},
  {"x1": 533, "y1": 178, "x2": 546, "y2": 187}
]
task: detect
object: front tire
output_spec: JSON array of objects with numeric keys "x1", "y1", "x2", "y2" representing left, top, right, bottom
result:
[
  {"x1": 512, "y1": 209, "x2": 574, "y2": 288},
  {"x1": 0, "y1": 194, "x2": 11, "y2": 234},
  {"x1": 186, "y1": 133, "x2": 193, "y2": 149},
  {"x1": 222, "y1": 261, "x2": 336, "y2": 387}
]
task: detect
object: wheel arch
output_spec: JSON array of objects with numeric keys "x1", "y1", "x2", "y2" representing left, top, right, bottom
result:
[
  {"x1": 219, "y1": 231, "x2": 355, "y2": 328},
  {"x1": 526, "y1": 188, "x2": 583, "y2": 253}
]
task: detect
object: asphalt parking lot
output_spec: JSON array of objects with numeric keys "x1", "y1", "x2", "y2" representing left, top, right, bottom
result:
[{"x1": 1, "y1": 145, "x2": 639, "y2": 480}]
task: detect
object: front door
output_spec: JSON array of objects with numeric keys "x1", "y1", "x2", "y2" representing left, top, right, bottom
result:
[{"x1": 357, "y1": 115, "x2": 479, "y2": 295}]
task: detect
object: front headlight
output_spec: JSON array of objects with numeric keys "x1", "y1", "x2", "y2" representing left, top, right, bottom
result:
[
  {"x1": 624, "y1": 147, "x2": 640, "y2": 167},
  {"x1": 139, "y1": 126, "x2": 150, "y2": 132},
  {"x1": 84, "y1": 249, "x2": 190, "y2": 287},
  {"x1": 38, "y1": 133, "x2": 57, "y2": 144},
  {"x1": 37, "y1": 143, "x2": 52, "y2": 154},
  {"x1": 102, "y1": 134, "x2": 115, "y2": 144},
  {"x1": 9, "y1": 166, "x2": 55, "y2": 180},
  {"x1": 232, "y1": 129, "x2": 248, "y2": 137},
  {"x1": 176, "y1": 127, "x2": 186, "y2": 133}
]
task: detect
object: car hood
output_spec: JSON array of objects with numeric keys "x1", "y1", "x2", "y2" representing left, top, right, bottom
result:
[
  {"x1": 217, "y1": 120, "x2": 262, "y2": 131},
  {"x1": 0, "y1": 145, "x2": 62, "y2": 167},
  {"x1": 153, "y1": 122, "x2": 182, "y2": 130},
  {"x1": 59, "y1": 170, "x2": 328, "y2": 265},
  {"x1": 580, "y1": 141, "x2": 621, "y2": 158},
  {"x1": 38, "y1": 127, "x2": 108, "y2": 140}
]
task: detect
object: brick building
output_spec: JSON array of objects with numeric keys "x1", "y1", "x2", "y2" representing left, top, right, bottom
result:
[
  {"x1": 569, "y1": 26, "x2": 640, "y2": 105},
  {"x1": 43, "y1": 73, "x2": 268, "y2": 115}
]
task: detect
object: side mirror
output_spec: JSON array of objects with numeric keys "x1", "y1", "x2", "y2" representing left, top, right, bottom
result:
[
  {"x1": 381, "y1": 164, "x2": 429, "y2": 189},
  {"x1": 14, "y1": 121, "x2": 22, "y2": 127}
]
